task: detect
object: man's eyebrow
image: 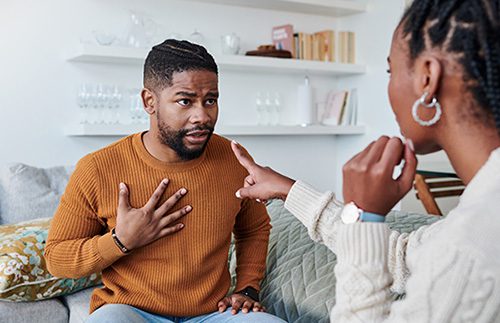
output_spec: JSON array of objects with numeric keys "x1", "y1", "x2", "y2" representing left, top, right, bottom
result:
[
  {"x1": 175, "y1": 91, "x2": 197, "y2": 97},
  {"x1": 206, "y1": 91, "x2": 219, "y2": 98},
  {"x1": 387, "y1": 57, "x2": 391, "y2": 64}
]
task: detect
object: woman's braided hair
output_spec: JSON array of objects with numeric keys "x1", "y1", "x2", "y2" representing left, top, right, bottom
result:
[
  {"x1": 401, "y1": 0, "x2": 500, "y2": 132},
  {"x1": 143, "y1": 39, "x2": 218, "y2": 91}
]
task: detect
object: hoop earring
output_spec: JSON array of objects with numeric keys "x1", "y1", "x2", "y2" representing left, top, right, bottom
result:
[{"x1": 412, "y1": 92, "x2": 442, "y2": 126}]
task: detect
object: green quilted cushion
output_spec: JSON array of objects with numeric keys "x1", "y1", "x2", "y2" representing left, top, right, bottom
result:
[
  {"x1": 262, "y1": 200, "x2": 441, "y2": 323},
  {"x1": 0, "y1": 218, "x2": 101, "y2": 301}
]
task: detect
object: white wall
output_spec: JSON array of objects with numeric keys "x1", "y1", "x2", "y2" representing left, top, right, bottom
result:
[{"x1": 1, "y1": 0, "x2": 450, "y2": 202}]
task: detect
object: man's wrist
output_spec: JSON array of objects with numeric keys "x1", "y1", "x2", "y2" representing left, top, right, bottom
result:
[
  {"x1": 236, "y1": 286, "x2": 259, "y2": 302},
  {"x1": 111, "y1": 228, "x2": 132, "y2": 254}
]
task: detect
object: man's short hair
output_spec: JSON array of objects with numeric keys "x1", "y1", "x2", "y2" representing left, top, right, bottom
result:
[{"x1": 143, "y1": 39, "x2": 218, "y2": 92}]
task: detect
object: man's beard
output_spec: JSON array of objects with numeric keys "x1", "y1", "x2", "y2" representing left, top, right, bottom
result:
[{"x1": 157, "y1": 120, "x2": 214, "y2": 161}]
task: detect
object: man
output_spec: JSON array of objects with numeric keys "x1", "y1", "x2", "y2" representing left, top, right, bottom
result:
[{"x1": 45, "y1": 39, "x2": 284, "y2": 323}]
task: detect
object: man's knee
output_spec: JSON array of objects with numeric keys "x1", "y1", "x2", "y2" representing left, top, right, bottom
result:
[
  {"x1": 219, "y1": 310, "x2": 287, "y2": 323},
  {"x1": 86, "y1": 304, "x2": 146, "y2": 323}
]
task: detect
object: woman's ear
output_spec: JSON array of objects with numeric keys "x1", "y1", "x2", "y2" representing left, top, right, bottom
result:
[
  {"x1": 141, "y1": 88, "x2": 156, "y2": 115},
  {"x1": 413, "y1": 55, "x2": 443, "y2": 102}
]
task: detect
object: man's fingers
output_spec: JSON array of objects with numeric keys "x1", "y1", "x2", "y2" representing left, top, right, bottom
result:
[
  {"x1": 158, "y1": 223, "x2": 185, "y2": 238},
  {"x1": 218, "y1": 297, "x2": 231, "y2": 313},
  {"x1": 154, "y1": 187, "x2": 188, "y2": 218},
  {"x1": 158, "y1": 205, "x2": 192, "y2": 228},
  {"x1": 252, "y1": 302, "x2": 264, "y2": 312},
  {"x1": 231, "y1": 300, "x2": 243, "y2": 314},
  {"x1": 241, "y1": 301, "x2": 253, "y2": 313},
  {"x1": 118, "y1": 182, "x2": 131, "y2": 212},
  {"x1": 231, "y1": 141, "x2": 258, "y2": 173},
  {"x1": 144, "y1": 179, "x2": 169, "y2": 211}
]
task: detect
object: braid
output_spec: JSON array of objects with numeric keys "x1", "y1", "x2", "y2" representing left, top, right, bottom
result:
[
  {"x1": 401, "y1": 0, "x2": 500, "y2": 134},
  {"x1": 143, "y1": 39, "x2": 218, "y2": 91}
]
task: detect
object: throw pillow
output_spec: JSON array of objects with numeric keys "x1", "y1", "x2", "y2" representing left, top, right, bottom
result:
[
  {"x1": 0, "y1": 163, "x2": 72, "y2": 225},
  {"x1": 0, "y1": 217, "x2": 101, "y2": 301}
]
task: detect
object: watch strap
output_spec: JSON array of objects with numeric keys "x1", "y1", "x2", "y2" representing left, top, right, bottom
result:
[
  {"x1": 360, "y1": 212, "x2": 386, "y2": 223},
  {"x1": 236, "y1": 286, "x2": 259, "y2": 302}
]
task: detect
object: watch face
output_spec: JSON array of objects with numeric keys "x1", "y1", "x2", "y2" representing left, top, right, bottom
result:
[{"x1": 341, "y1": 203, "x2": 360, "y2": 224}]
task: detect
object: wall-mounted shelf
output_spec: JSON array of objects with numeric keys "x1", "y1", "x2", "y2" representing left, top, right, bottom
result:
[
  {"x1": 64, "y1": 124, "x2": 365, "y2": 137},
  {"x1": 67, "y1": 44, "x2": 366, "y2": 76},
  {"x1": 184, "y1": 0, "x2": 367, "y2": 17}
]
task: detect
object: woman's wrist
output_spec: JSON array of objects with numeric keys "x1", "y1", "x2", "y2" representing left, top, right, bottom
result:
[{"x1": 278, "y1": 178, "x2": 296, "y2": 200}]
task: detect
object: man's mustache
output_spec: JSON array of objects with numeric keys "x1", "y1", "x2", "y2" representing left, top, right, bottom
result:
[{"x1": 180, "y1": 125, "x2": 214, "y2": 136}]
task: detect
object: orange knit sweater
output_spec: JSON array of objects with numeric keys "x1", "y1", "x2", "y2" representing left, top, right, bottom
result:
[{"x1": 45, "y1": 132, "x2": 271, "y2": 316}]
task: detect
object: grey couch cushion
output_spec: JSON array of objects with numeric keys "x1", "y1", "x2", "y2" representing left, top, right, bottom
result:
[
  {"x1": 0, "y1": 163, "x2": 73, "y2": 224},
  {"x1": 62, "y1": 286, "x2": 97, "y2": 323},
  {"x1": 0, "y1": 298, "x2": 68, "y2": 323},
  {"x1": 261, "y1": 200, "x2": 440, "y2": 323}
]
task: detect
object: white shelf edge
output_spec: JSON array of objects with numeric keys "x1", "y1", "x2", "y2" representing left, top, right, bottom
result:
[
  {"x1": 217, "y1": 125, "x2": 365, "y2": 135},
  {"x1": 64, "y1": 124, "x2": 365, "y2": 137},
  {"x1": 184, "y1": 0, "x2": 367, "y2": 17},
  {"x1": 67, "y1": 44, "x2": 365, "y2": 76}
]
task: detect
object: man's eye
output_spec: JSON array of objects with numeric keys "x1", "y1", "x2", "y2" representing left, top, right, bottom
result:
[
  {"x1": 206, "y1": 99, "x2": 217, "y2": 106},
  {"x1": 178, "y1": 99, "x2": 191, "y2": 106}
]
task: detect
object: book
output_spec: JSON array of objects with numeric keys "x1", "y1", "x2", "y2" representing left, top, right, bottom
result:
[
  {"x1": 338, "y1": 31, "x2": 355, "y2": 63},
  {"x1": 272, "y1": 24, "x2": 295, "y2": 57},
  {"x1": 340, "y1": 89, "x2": 359, "y2": 125},
  {"x1": 314, "y1": 30, "x2": 335, "y2": 62},
  {"x1": 321, "y1": 90, "x2": 348, "y2": 125}
]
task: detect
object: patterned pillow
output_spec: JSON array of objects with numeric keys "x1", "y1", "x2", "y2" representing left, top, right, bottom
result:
[{"x1": 0, "y1": 218, "x2": 101, "y2": 301}]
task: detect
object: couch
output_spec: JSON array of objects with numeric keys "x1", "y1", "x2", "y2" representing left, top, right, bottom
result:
[{"x1": 0, "y1": 163, "x2": 440, "y2": 323}]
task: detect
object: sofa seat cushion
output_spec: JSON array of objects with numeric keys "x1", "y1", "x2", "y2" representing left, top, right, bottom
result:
[
  {"x1": 261, "y1": 200, "x2": 440, "y2": 323},
  {"x1": 0, "y1": 297, "x2": 68, "y2": 323},
  {"x1": 63, "y1": 285, "x2": 98, "y2": 323}
]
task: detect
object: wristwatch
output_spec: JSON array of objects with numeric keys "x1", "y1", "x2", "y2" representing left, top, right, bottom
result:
[
  {"x1": 340, "y1": 202, "x2": 385, "y2": 224},
  {"x1": 236, "y1": 286, "x2": 259, "y2": 302}
]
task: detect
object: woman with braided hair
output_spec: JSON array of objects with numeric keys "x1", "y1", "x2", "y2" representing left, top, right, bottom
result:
[{"x1": 231, "y1": 0, "x2": 500, "y2": 321}]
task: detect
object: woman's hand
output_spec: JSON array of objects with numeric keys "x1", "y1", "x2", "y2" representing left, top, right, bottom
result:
[
  {"x1": 342, "y1": 136, "x2": 417, "y2": 215},
  {"x1": 231, "y1": 141, "x2": 296, "y2": 202}
]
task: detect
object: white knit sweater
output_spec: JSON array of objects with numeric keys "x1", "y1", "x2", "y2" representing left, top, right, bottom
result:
[{"x1": 284, "y1": 148, "x2": 500, "y2": 323}]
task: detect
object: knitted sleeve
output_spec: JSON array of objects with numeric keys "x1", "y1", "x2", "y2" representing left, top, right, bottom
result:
[
  {"x1": 331, "y1": 224, "x2": 500, "y2": 322},
  {"x1": 44, "y1": 154, "x2": 125, "y2": 278},
  {"x1": 233, "y1": 198, "x2": 271, "y2": 292},
  {"x1": 283, "y1": 180, "x2": 437, "y2": 294}
]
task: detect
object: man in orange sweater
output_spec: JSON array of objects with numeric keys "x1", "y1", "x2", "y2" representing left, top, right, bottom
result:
[{"x1": 45, "y1": 39, "x2": 285, "y2": 323}]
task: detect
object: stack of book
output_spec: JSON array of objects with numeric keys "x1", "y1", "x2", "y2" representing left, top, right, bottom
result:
[
  {"x1": 271, "y1": 24, "x2": 355, "y2": 63},
  {"x1": 320, "y1": 89, "x2": 358, "y2": 126}
]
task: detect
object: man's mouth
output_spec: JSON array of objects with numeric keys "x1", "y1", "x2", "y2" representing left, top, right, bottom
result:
[{"x1": 184, "y1": 130, "x2": 211, "y2": 144}]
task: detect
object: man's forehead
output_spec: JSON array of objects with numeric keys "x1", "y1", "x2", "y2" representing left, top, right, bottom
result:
[{"x1": 170, "y1": 70, "x2": 218, "y2": 85}]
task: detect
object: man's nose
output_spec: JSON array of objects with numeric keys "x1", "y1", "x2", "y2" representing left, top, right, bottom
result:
[{"x1": 191, "y1": 105, "x2": 212, "y2": 124}]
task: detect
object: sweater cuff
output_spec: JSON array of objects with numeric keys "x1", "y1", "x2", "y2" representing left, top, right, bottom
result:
[
  {"x1": 285, "y1": 181, "x2": 329, "y2": 230},
  {"x1": 98, "y1": 232, "x2": 127, "y2": 263},
  {"x1": 336, "y1": 223, "x2": 390, "y2": 265}
]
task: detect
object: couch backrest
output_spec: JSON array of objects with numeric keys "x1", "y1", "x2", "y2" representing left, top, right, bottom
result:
[{"x1": 0, "y1": 163, "x2": 74, "y2": 225}]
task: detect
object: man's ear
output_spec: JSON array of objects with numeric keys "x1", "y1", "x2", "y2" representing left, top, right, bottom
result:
[
  {"x1": 141, "y1": 88, "x2": 156, "y2": 115},
  {"x1": 413, "y1": 55, "x2": 443, "y2": 103}
]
